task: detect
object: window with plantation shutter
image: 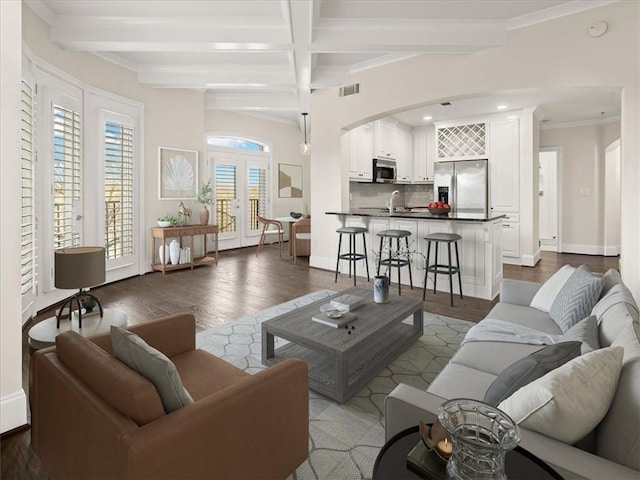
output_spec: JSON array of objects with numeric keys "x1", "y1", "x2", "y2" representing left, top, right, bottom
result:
[
  {"x1": 21, "y1": 79, "x2": 36, "y2": 319},
  {"x1": 247, "y1": 166, "x2": 267, "y2": 231},
  {"x1": 215, "y1": 164, "x2": 237, "y2": 234},
  {"x1": 53, "y1": 104, "x2": 81, "y2": 249},
  {"x1": 104, "y1": 121, "x2": 134, "y2": 259}
]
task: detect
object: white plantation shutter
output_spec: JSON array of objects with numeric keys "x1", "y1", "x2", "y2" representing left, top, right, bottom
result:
[
  {"x1": 21, "y1": 79, "x2": 37, "y2": 319},
  {"x1": 215, "y1": 163, "x2": 237, "y2": 233},
  {"x1": 53, "y1": 104, "x2": 81, "y2": 249},
  {"x1": 247, "y1": 165, "x2": 267, "y2": 231},
  {"x1": 104, "y1": 121, "x2": 134, "y2": 259}
]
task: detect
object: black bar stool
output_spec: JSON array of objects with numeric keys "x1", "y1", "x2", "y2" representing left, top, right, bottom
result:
[
  {"x1": 335, "y1": 226, "x2": 370, "y2": 286},
  {"x1": 376, "y1": 229, "x2": 413, "y2": 295},
  {"x1": 423, "y1": 233, "x2": 463, "y2": 306}
]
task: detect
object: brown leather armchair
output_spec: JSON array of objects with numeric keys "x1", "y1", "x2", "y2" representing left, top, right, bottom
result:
[{"x1": 30, "y1": 313, "x2": 309, "y2": 479}]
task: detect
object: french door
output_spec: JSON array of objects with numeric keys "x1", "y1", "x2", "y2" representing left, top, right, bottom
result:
[{"x1": 208, "y1": 148, "x2": 270, "y2": 250}]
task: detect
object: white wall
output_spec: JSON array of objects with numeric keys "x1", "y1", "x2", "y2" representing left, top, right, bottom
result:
[
  {"x1": 309, "y1": 2, "x2": 640, "y2": 301},
  {"x1": 203, "y1": 110, "x2": 310, "y2": 218},
  {"x1": 541, "y1": 120, "x2": 621, "y2": 254},
  {"x1": 1, "y1": 0, "x2": 28, "y2": 434}
]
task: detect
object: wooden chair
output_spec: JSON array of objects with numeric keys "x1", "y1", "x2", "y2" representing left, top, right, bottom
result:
[
  {"x1": 256, "y1": 215, "x2": 285, "y2": 257},
  {"x1": 292, "y1": 217, "x2": 311, "y2": 264}
]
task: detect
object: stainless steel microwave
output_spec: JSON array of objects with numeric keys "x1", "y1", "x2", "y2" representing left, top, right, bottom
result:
[{"x1": 373, "y1": 158, "x2": 397, "y2": 183}]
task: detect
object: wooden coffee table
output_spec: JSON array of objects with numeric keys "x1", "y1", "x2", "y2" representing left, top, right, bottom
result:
[{"x1": 261, "y1": 287, "x2": 423, "y2": 403}]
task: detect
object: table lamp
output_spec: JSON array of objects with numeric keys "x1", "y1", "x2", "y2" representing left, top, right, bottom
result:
[{"x1": 55, "y1": 246, "x2": 106, "y2": 328}]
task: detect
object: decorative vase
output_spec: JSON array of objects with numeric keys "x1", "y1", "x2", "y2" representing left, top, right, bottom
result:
[
  {"x1": 438, "y1": 399, "x2": 520, "y2": 480},
  {"x1": 169, "y1": 239, "x2": 180, "y2": 265},
  {"x1": 200, "y1": 205, "x2": 209, "y2": 225},
  {"x1": 374, "y1": 275, "x2": 390, "y2": 304},
  {"x1": 159, "y1": 244, "x2": 170, "y2": 264}
]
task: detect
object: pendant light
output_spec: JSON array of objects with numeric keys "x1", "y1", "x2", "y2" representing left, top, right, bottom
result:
[{"x1": 300, "y1": 112, "x2": 311, "y2": 156}]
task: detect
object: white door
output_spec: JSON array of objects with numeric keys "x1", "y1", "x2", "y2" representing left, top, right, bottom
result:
[
  {"x1": 209, "y1": 149, "x2": 270, "y2": 250},
  {"x1": 604, "y1": 140, "x2": 621, "y2": 256},
  {"x1": 539, "y1": 149, "x2": 560, "y2": 251}
]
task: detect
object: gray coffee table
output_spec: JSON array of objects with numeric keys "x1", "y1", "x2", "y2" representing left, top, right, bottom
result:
[{"x1": 261, "y1": 287, "x2": 423, "y2": 403}]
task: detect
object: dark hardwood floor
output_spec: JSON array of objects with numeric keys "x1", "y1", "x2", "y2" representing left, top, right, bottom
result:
[{"x1": 0, "y1": 245, "x2": 618, "y2": 479}]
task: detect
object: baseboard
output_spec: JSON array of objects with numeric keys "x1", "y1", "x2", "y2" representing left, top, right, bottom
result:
[
  {"x1": 0, "y1": 389, "x2": 27, "y2": 434},
  {"x1": 603, "y1": 245, "x2": 620, "y2": 257},
  {"x1": 560, "y1": 244, "x2": 604, "y2": 255},
  {"x1": 521, "y1": 250, "x2": 541, "y2": 267}
]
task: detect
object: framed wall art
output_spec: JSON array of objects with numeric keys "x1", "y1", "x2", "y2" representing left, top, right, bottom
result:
[
  {"x1": 278, "y1": 163, "x2": 303, "y2": 198},
  {"x1": 158, "y1": 147, "x2": 198, "y2": 200}
]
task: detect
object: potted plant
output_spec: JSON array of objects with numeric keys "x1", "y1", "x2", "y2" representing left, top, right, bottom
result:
[{"x1": 197, "y1": 182, "x2": 214, "y2": 225}]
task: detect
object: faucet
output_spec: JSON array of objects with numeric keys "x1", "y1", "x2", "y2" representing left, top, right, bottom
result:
[{"x1": 388, "y1": 190, "x2": 400, "y2": 213}]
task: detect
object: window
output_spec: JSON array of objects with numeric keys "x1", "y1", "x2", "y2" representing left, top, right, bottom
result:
[
  {"x1": 215, "y1": 163, "x2": 237, "y2": 233},
  {"x1": 207, "y1": 136, "x2": 268, "y2": 152},
  {"x1": 247, "y1": 166, "x2": 267, "y2": 230},
  {"x1": 104, "y1": 121, "x2": 134, "y2": 259},
  {"x1": 53, "y1": 104, "x2": 81, "y2": 249}
]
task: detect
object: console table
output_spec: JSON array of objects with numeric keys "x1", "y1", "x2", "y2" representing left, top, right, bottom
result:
[{"x1": 151, "y1": 224, "x2": 219, "y2": 274}]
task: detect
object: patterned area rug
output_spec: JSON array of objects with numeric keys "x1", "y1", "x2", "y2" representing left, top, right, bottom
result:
[{"x1": 196, "y1": 290, "x2": 473, "y2": 479}]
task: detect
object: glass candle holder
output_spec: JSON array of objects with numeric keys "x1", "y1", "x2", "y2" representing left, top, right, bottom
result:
[{"x1": 437, "y1": 398, "x2": 520, "y2": 480}]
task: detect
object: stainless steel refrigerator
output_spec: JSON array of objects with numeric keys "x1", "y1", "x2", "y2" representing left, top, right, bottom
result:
[{"x1": 433, "y1": 159, "x2": 488, "y2": 215}]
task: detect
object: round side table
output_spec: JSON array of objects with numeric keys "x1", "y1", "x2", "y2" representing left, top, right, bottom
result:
[
  {"x1": 373, "y1": 426, "x2": 564, "y2": 480},
  {"x1": 28, "y1": 308, "x2": 128, "y2": 350}
]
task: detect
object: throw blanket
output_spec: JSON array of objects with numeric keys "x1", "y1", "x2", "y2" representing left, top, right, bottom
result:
[{"x1": 462, "y1": 318, "x2": 560, "y2": 346}]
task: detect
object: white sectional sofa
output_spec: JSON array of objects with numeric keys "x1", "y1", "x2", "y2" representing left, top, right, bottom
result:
[{"x1": 385, "y1": 267, "x2": 640, "y2": 480}]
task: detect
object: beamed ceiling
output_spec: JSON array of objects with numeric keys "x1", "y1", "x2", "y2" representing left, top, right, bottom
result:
[{"x1": 26, "y1": 0, "x2": 621, "y2": 130}]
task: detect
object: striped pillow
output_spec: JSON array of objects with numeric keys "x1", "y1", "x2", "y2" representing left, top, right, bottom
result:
[{"x1": 550, "y1": 265, "x2": 605, "y2": 333}]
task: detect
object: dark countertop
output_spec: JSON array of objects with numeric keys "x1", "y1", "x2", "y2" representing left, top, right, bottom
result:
[{"x1": 326, "y1": 209, "x2": 506, "y2": 222}]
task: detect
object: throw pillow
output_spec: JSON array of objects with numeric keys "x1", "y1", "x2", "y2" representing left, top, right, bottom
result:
[
  {"x1": 483, "y1": 341, "x2": 581, "y2": 406},
  {"x1": 561, "y1": 315, "x2": 600, "y2": 354},
  {"x1": 549, "y1": 265, "x2": 605, "y2": 332},
  {"x1": 498, "y1": 346, "x2": 623, "y2": 444},
  {"x1": 530, "y1": 264, "x2": 575, "y2": 313},
  {"x1": 111, "y1": 326, "x2": 194, "y2": 413}
]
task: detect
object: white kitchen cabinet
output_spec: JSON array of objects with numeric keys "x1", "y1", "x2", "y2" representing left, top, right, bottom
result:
[
  {"x1": 395, "y1": 125, "x2": 413, "y2": 183},
  {"x1": 412, "y1": 127, "x2": 434, "y2": 183},
  {"x1": 374, "y1": 119, "x2": 397, "y2": 159},
  {"x1": 501, "y1": 221, "x2": 521, "y2": 259},
  {"x1": 347, "y1": 123, "x2": 373, "y2": 181},
  {"x1": 490, "y1": 119, "x2": 520, "y2": 212}
]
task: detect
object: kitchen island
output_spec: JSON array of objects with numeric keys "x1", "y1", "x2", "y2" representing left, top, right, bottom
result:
[{"x1": 326, "y1": 209, "x2": 505, "y2": 300}]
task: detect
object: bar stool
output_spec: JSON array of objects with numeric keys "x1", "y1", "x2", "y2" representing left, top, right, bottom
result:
[
  {"x1": 423, "y1": 233, "x2": 463, "y2": 306},
  {"x1": 335, "y1": 226, "x2": 370, "y2": 286},
  {"x1": 376, "y1": 230, "x2": 413, "y2": 295}
]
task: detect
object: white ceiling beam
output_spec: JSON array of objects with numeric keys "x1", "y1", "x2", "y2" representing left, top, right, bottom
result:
[{"x1": 286, "y1": 0, "x2": 313, "y2": 118}]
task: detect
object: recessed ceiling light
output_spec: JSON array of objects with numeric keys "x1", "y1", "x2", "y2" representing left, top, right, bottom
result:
[
  {"x1": 423, "y1": 115, "x2": 433, "y2": 121},
  {"x1": 497, "y1": 105, "x2": 508, "y2": 110}
]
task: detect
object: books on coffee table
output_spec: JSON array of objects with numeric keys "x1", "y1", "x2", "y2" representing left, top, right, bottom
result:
[
  {"x1": 311, "y1": 311, "x2": 357, "y2": 328},
  {"x1": 330, "y1": 294, "x2": 364, "y2": 312}
]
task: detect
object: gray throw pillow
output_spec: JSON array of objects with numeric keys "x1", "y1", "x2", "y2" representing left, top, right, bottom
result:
[
  {"x1": 111, "y1": 326, "x2": 194, "y2": 413},
  {"x1": 483, "y1": 341, "x2": 582, "y2": 406},
  {"x1": 562, "y1": 315, "x2": 600, "y2": 354},
  {"x1": 549, "y1": 265, "x2": 605, "y2": 333}
]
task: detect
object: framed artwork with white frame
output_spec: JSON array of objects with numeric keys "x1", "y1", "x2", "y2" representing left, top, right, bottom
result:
[{"x1": 158, "y1": 147, "x2": 198, "y2": 200}]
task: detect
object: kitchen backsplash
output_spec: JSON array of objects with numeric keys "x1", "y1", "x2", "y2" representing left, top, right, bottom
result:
[{"x1": 350, "y1": 182, "x2": 434, "y2": 209}]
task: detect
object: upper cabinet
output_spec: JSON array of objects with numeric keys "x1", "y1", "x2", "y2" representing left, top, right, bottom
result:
[
  {"x1": 347, "y1": 123, "x2": 374, "y2": 181},
  {"x1": 436, "y1": 122, "x2": 487, "y2": 161},
  {"x1": 489, "y1": 119, "x2": 520, "y2": 212},
  {"x1": 374, "y1": 119, "x2": 397, "y2": 158},
  {"x1": 412, "y1": 127, "x2": 434, "y2": 183},
  {"x1": 395, "y1": 124, "x2": 413, "y2": 182}
]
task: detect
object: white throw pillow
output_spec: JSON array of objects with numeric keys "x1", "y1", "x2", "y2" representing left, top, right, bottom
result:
[
  {"x1": 498, "y1": 346, "x2": 623, "y2": 444},
  {"x1": 530, "y1": 264, "x2": 575, "y2": 312}
]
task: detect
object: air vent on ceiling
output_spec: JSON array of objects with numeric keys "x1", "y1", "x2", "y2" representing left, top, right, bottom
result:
[
  {"x1": 440, "y1": 101, "x2": 453, "y2": 107},
  {"x1": 339, "y1": 83, "x2": 360, "y2": 97}
]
